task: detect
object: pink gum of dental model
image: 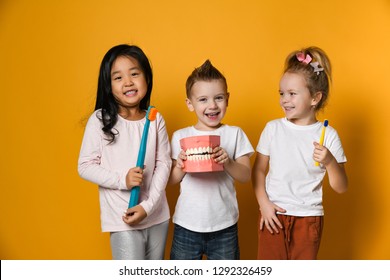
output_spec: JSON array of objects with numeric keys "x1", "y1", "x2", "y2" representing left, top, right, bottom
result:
[{"x1": 180, "y1": 135, "x2": 224, "y2": 173}]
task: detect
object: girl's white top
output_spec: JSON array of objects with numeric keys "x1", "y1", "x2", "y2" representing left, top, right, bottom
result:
[
  {"x1": 78, "y1": 110, "x2": 171, "y2": 232},
  {"x1": 256, "y1": 118, "x2": 347, "y2": 216}
]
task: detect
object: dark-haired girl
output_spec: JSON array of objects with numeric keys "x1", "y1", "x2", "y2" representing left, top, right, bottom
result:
[{"x1": 78, "y1": 44, "x2": 171, "y2": 259}]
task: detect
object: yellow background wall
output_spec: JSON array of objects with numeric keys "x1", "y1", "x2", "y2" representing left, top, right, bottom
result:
[{"x1": 1, "y1": 0, "x2": 389, "y2": 259}]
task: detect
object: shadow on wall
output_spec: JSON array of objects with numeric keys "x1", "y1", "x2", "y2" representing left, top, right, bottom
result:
[
  {"x1": 319, "y1": 109, "x2": 373, "y2": 259},
  {"x1": 236, "y1": 181, "x2": 259, "y2": 260}
]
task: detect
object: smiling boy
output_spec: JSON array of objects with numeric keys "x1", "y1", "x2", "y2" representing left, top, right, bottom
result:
[{"x1": 168, "y1": 60, "x2": 254, "y2": 260}]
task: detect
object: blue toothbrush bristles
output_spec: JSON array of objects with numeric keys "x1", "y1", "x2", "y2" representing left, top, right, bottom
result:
[{"x1": 324, "y1": 119, "x2": 329, "y2": 127}]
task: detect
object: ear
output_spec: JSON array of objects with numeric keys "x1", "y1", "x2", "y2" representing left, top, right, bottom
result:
[
  {"x1": 186, "y1": 98, "x2": 194, "y2": 112},
  {"x1": 311, "y1": 92, "x2": 322, "y2": 107}
]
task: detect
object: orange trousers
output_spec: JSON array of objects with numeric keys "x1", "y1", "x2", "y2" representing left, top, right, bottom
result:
[{"x1": 257, "y1": 212, "x2": 324, "y2": 260}]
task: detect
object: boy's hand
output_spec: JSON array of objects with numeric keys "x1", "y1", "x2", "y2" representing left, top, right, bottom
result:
[
  {"x1": 175, "y1": 150, "x2": 187, "y2": 169},
  {"x1": 168, "y1": 150, "x2": 187, "y2": 185},
  {"x1": 125, "y1": 167, "x2": 143, "y2": 190},
  {"x1": 313, "y1": 142, "x2": 334, "y2": 166},
  {"x1": 122, "y1": 205, "x2": 147, "y2": 225},
  {"x1": 213, "y1": 146, "x2": 230, "y2": 165}
]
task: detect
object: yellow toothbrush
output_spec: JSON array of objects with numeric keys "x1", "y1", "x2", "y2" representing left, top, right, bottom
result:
[{"x1": 315, "y1": 119, "x2": 328, "y2": 167}]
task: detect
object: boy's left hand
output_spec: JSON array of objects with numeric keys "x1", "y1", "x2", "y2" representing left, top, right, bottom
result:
[
  {"x1": 213, "y1": 146, "x2": 230, "y2": 165},
  {"x1": 313, "y1": 142, "x2": 334, "y2": 166},
  {"x1": 122, "y1": 205, "x2": 147, "y2": 226}
]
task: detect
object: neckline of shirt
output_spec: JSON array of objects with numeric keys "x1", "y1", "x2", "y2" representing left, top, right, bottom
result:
[{"x1": 282, "y1": 118, "x2": 322, "y2": 130}]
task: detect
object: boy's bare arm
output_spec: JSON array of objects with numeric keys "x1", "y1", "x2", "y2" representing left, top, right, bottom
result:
[
  {"x1": 223, "y1": 154, "x2": 251, "y2": 183},
  {"x1": 168, "y1": 158, "x2": 186, "y2": 185}
]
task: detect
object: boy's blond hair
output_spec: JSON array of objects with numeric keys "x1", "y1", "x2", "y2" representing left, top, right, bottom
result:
[{"x1": 186, "y1": 60, "x2": 227, "y2": 98}]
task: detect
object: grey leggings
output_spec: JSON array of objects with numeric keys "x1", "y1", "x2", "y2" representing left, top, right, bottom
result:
[{"x1": 110, "y1": 220, "x2": 169, "y2": 260}]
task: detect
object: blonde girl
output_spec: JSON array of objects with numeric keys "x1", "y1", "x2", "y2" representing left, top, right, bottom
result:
[{"x1": 252, "y1": 46, "x2": 348, "y2": 259}]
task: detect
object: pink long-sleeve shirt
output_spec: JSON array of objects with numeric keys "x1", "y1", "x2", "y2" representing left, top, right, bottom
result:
[{"x1": 78, "y1": 110, "x2": 171, "y2": 232}]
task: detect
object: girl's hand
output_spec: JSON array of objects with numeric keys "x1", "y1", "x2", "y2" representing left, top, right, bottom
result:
[
  {"x1": 313, "y1": 142, "x2": 334, "y2": 166},
  {"x1": 213, "y1": 146, "x2": 230, "y2": 165},
  {"x1": 122, "y1": 205, "x2": 147, "y2": 225},
  {"x1": 259, "y1": 200, "x2": 286, "y2": 234},
  {"x1": 125, "y1": 167, "x2": 143, "y2": 190}
]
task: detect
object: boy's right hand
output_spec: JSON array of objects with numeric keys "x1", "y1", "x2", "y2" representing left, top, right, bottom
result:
[
  {"x1": 125, "y1": 167, "x2": 143, "y2": 190},
  {"x1": 168, "y1": 150, "x2": 187, "y2": 185},
  {"x1": 259, "y1": 200, "x2": 286, "y2": 234},
  {"x1": 175, "y1": 150, "x2": 187, "y2": 170}
]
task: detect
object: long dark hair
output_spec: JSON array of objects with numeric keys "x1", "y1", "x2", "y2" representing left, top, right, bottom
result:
[{"x1": 95, "y1": 44, "x2": 153, "y2": 143}]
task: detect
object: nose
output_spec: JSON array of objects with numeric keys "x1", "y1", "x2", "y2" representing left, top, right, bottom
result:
[
  {"x1": 124, "y1": 76, "x2": 134, "y2": 86},
  {"x1": 209, "y1": 99, "x2": 218, "y2": 108},
  {"x1": 280, "y1": 93, "x2": 289, "y2": 103}
]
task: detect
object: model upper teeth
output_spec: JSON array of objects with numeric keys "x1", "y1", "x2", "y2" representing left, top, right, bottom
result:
[{"x1": 185, "y1": 147, "x2": 213, "y2": 161}]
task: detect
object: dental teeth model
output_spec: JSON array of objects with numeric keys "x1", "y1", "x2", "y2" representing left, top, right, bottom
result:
[{"x1": 180, "y1": 135, "x2": 224, "y2": 173}]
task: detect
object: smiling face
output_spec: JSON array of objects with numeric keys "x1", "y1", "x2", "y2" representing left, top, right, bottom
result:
[
  {"x1": 279, "y1": 72, "x2": 321, "y2": 125},
  {"x1": 186, "y1": 79, "x2": 229, "y2": 131},
  {"x1": 110, "y1": 55, "x2": 148, "y2": 115}
]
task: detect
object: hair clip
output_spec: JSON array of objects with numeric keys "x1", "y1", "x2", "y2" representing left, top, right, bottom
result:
[
  {"x1": 296, "y1": 52, "x2": 312, "y2": 64},
  {"x1": 309, "y1": 62, "x2": 324, "y2": 75}
]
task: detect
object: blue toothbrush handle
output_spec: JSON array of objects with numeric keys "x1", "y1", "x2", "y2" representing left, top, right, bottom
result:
[
  {"x1": 129, "y1": 186, "x2": 140, "y2": 208},
  {"x1": 128, "y1": 106, "x2": 153, "y2": 208},
  {"x1": 128, "y1": 122, "x2": 149, "y2": 208}
]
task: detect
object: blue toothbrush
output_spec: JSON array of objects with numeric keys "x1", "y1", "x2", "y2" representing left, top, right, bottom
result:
[{"x1": 128, "y1": 106, "x2": 158, "y2": 208}]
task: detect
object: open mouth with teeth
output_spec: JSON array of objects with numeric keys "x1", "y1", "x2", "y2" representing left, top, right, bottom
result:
[
  {"x1": 180, "y1": 135, "x2": 224, "y2": 173},
  {"x1": 282, "y1": 105, "x2": 297, "y2": 113},
  {"x1": 124, "y1": 90, "x2": 137, "y2": 97},
  {"x1": 205, "y1": 112, "x2": 219, "y2": 120}
]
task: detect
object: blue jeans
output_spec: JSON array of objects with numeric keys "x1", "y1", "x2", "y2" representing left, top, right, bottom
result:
[{"x1": 170, "y1": 223, "x2": 240, "y2": 260}]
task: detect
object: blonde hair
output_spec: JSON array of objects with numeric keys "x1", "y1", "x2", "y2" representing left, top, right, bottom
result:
[{"x1": 284, "y1": 46, "x2": 332, "y2": 111}]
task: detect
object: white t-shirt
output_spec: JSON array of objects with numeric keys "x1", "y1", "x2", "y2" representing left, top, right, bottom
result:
[
  {"x1": 256, "y1": 118, "x2": 347, "y2": 216},
  {"x1": 171, "y1": 125, "x2": 254, "y2": 232}
]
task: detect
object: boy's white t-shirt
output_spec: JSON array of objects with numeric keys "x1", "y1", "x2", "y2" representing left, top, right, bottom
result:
[
  {"x1": 171, "y1": 125, "x2": 254, "y2": 233},
  {"x1": 256, "y1": 118, "x2": 347, "y2": 216}
]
